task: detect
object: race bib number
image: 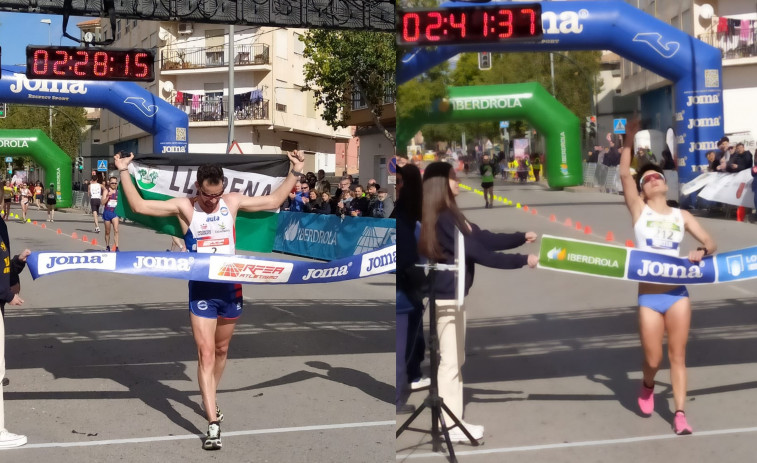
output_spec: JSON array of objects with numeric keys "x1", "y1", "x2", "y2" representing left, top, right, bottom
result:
[{"x1": 197, "y1": 238, "x2": 232, "y2": 254}]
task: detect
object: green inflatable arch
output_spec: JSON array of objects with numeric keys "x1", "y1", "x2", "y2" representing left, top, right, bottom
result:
[
  {"x1": 398, "y1": 82, "x2": 583, "y2": 188},
  {"x1": 0, "y1": 129, "x2": 72, "y2": 207}
]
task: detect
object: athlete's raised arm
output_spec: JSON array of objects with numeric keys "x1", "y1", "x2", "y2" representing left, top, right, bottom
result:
[
  {"x1": 618, "y1": 119, "x2": 645, "y2": 220},
  {"x1": 229, "y1": 150, "x2": 305, "y2": 213}
]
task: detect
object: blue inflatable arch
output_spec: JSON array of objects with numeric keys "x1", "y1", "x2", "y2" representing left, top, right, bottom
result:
[
  {"x1": 0, "y1": 66, "x2": 188, "y2": 155},
  {"x1": 399, "y1": 0, "x2": 724, "y2": 185}
]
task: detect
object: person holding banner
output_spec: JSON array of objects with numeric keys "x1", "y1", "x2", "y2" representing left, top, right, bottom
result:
[
  {"x1": 619, "y1": 120, "x2": 716, "y2": 436},
  {"x1": 418, "y1": 161, "x2": 538, "y2": 443},
  {"x1": 114, "y1": 150, "x2": 305, "y2": 451}
]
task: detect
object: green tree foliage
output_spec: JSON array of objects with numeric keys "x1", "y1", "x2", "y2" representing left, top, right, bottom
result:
[
  {"x1": 0, "y1": 104, "x2": 86, "y2": 160},
  {"x1": 301, "y1": 30, "x2": 396, "y2": 145}
]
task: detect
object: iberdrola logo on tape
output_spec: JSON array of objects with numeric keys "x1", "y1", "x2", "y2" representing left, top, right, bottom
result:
[{"x1": 539, "y1": 235, "x2": 627, "y2": 278}]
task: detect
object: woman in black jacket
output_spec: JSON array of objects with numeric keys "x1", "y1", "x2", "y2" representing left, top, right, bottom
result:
[{"x1": 417, "y1": 162, "x2": 538, "y2": 443}]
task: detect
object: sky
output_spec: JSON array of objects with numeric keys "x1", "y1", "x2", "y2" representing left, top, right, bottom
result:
[{"x1": 0, "y1": 12, "x2": 90, "y2": 67}]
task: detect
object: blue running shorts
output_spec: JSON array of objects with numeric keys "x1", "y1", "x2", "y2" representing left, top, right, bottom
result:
[
  {"x1": 188, "y1": 281, "x2": 243, "y2": 319},
  {"x1": 638, "y1": 286, "x2": 689, "y2": 314}
]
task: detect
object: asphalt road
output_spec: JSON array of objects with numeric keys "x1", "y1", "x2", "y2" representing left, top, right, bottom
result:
[
  {"x1": 397, "y1": 175, "x2": 757, "y2": 462},
  {"x1": 1, "y1": 204, "x2": 394, "y2": 462}
]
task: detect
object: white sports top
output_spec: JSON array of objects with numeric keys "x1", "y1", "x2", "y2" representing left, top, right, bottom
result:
[
  {"x1": 185, "y1": 198, "x2": 236, "y2": 255},
  {"x1": 633, "y1": 205, "x2": 685, "y2": 257},
  {"x1": 89, "y1": 183, "x2": 102, "y2": 199}
]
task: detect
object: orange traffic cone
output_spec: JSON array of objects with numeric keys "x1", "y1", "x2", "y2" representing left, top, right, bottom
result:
[
  {"x1": 91, "y1": 238, "x2": 98, "y2": 246},
  {"x1": 575, "y1": 221, "x2": 582, "y2": 230},
  {"x1": 625, "y1": 240, "x2": 635, "y2": 248},
  {"x1": 564, "y1": 218, "x2": 572, "y2": 227},
  {"x1": 605, "y1": 231, "x2": 615, "y2": 242},
  {"x1": 549, "y1": 214, "x2": 556, "y2": 222},
  {"x1": 82, "y1": 235, "x2": 89, "y2": 243},
  {"x1": 71, "y1": 232, "x2": 78, "y2": 240},
  {"x1": 584, "y1": 225, "x2": 592, "y2": 235},
  {"x1": 56, "y1": 228, "x2": 62, "y2": 234}
]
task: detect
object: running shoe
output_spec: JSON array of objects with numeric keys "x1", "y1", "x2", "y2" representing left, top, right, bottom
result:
[
  {"x1": 674, "y1": 411, "x2": 693, "y2": 435},
  {"x1": 203, "y1": 421, "x2": 222, "y2": 450},
  {"x1": 446, "y1": 421, "x2": 484, "y2": 443},
  {"x1": 95, "y1": 227, "x2": 100, "y2": 233},
  {"x1": 637, "y1": 381, "x2": 654, "y2": 416},
  {"x1": 115, "y1": 247, "x2": 120, "y2": 252},
  {"x1": 0, "y1": 430, "x2": 27, "y2": 449},
  {"x1": 106, "y1": 246, "x2": 110, "y2": 252}
]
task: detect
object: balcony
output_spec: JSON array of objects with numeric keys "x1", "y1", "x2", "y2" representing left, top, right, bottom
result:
[
  {"x1": 174, "y1": 98, "x2": 270, "y2": 123},
  {"x1": 161, "y1": 44, "x2": 270, "y2": 71},
  {"x1": 699, "y1": 29, "x2": 757, "y2": 61}
]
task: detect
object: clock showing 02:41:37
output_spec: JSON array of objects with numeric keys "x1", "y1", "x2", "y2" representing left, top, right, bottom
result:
[
  {"x1": 397, "y1": 4, "x2": 543, "y2": 47},
  {"x1": 25, "y1": 45, "x2": 155, "y2": 82}
]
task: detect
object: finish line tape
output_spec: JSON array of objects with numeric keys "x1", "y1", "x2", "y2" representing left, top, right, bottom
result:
[
  {"x1": 539, "y1": 235, "x2": 757, "y2": 285},
  {"x1": 28, "y1": 245, "x2": 395, "y2": 285}
]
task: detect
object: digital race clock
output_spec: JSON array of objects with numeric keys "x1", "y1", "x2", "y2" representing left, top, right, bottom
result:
[
  {"x1": 26, "y1": 45, "x2": 155, "y2": 82},
  {"x1": 398, "y1": 4, "x2": 543, "y2": 46}
]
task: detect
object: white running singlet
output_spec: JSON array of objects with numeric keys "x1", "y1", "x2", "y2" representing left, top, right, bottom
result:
[
  {"x1": 185, "y1": 198, "x2": 236, "y2": 255},
  {"x1": 633, "y1": 205, "x2": 685, "y2": 257},
  {"x1": 89, "y1": 183, "x2": 102, "y2": 199}
]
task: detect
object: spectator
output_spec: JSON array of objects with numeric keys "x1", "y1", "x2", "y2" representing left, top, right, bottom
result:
[
  {"x1": 331, "y1": 177, "x2": 351, "y2": 212},
  {"x1": 349, "y1": 185, "x2": 369, "y2": 216},
  {"x1": 366, "y1": 184, "x2": 380, "y2": 216},
  {"x1": 307, "y1": 190, "x2": 320, "y2": 213},
  {"x1": 373, "y1": 188, "x2": 394, "y2": 218},
  {"x1": 726, "y1": 143, "x2": 752, "y2": 173},
  {"x1": 531, "y1": 153, "x2": 542, "y2": 182},
  {"x1": 317, "y1": 169, "x2": 326, "y2": 183},
  {"x1": 661, "y1": 148, "x2": 676, "y2": 170},
  {"x1": 314, "y1": 191, "x2": 333, "y2": 215},
  {"x1": 335, "y1": 189, "x2": 353, "y2": 217}
]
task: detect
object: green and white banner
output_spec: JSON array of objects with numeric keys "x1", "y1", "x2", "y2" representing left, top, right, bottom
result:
[{"x1": 115, "y1": 154, "x2": 290, "y2": 252}]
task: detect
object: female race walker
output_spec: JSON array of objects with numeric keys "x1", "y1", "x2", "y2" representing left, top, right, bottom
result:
[
  {"x1": 418, "y1": 161, "x2": 538, "y2": 443},
  {"x1": 619, "y1": 120, "x2": 716, "y2": 435}
]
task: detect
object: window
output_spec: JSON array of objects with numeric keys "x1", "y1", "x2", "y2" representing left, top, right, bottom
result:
[
  {"x1": 205, "y1": 29, "x2": 225, "y2": 66},
  {"x1": 115, "y1": 19, "x2": 121, "y2": 40},
  {"x1": 306, "y1": 89, "x2": 317, "y2": 119},
  {"x1": 281, "y1": 140, "x2": 298, "y2": 152},
  {"x1": 292, "y1": 85, "x2": 305, "y2": 116},
  {"x1": 294, "y1": 32, "x2": 305, "y2": 55},
  {"x1": 275, "y1": 29, "x2": 287, "y2": 59},
  {"x1": 275, "y1": 79, "x2": 287, "y2": 112}
]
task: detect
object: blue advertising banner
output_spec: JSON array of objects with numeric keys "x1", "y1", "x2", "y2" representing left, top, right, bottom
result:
[
  {"x1": 714, "y1": 246, "x2": 757, "y2": 282},
  {"x1": 627, "y1": 248, "x2": 716, "y2": 285},
  {"x1": 27, "y1": 246, "x2": 395, "y2": 285},
  {"x1": 274, "y1": 212, "x2": 396, "y2": 261},
  {"x1": 0, "y1": 66, "x2": 188, "y2": 155}
]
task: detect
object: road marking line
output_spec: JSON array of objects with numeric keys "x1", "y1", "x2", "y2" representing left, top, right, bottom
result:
[
  {"x1": 16, "y1": 420, "x2": 394, "y2": 449},
  {"x1": 397, "y1": 425, "x2": 757, "y2": 459}
]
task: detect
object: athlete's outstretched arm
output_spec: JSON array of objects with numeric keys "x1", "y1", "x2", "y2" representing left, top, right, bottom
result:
[
  {"x1": 233, "y1": 151, "x2": 306, "y2": 212},
  {"x1": 619, "y1": 119, "x2": 644, "y2": 219},
  {"x1": 114, "y1": 152, "x2": 183, "y2": 217}
]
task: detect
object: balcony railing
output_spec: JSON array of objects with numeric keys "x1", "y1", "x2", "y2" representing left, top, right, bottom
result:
[
  {"x1": 351, "y1": 87, "x2": 396, "y2": 111},
  {"x1": 699, "y1": 28, "x2": 757, "y2": 60},
  {"x1": 161, "y1": 44, "x2": 270, "y2": 70},
  {"x1": 174, "y1": 98, "x2": 269, "y2": 122}
]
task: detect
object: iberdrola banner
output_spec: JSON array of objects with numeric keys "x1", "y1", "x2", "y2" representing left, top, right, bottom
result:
[
  {"x1": 538, "y1": 235, "x2": 757, "y2": 285},
  {"x1": 27, "y1": 245, "x2": 395, "y2": 285},
  {"x1": 115, "y1": 153, "x2": 290, "y2": 252}
]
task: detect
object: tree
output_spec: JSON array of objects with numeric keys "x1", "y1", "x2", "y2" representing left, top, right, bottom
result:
[
  {"x1": 0, "y1": 104, "x2": 87, "y2": 160},
  {"x1": 302, "y1": 30, "x2": 396, "y2": 145}
]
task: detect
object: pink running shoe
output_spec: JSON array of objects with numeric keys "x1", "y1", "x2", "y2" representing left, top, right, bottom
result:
[
  {"x1": 637, "y1": 381, "x2": 654, "y2": 415},
  {"x1": 674, "y1": 411, "x2": 693, "y2": 435}
]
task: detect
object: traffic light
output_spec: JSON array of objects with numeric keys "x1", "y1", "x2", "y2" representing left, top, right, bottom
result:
[
  {"x1": 0, "y1": 103, "x2": 6, "y2": 119},
  {"x1": 478, "y1": 52, "x2": 492, "y2": 70},
  {"x1": 585, "y1": 116, "x2": 597, "y2": 137}
]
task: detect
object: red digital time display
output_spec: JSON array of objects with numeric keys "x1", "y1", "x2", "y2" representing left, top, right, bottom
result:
[
  {"x1": 25, "y1": 46, "x2": 155, "y2": 82},
  {"x1": 398, "y1": 4, "x2": 543, "y2": 46}
]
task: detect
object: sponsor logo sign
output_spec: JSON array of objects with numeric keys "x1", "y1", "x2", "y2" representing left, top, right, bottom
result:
[
  {"x1": 715, "y1": 246, "x2": 757, "y2": 282},
  {"x1": 627, "y1": 250, "x2": 715, "y2": 285},
  {"x1": 132, "y1": 255, "x2": 193, "y2": 272},
  {"x1": 359, "y1": 245, "x2": 397, "y2": 277},
  {"x1": 209, "y1": 256, "x2": 293, "y2": 283},
  {"x1": 539, "y1": 236, "x2": 627, "y2": 278},
  {"x1": 302, "y1": 262, "x2": 352, "y2": 281},
  {"x1": 39, "y1": 253, "x2": 117, "y2": 275}
]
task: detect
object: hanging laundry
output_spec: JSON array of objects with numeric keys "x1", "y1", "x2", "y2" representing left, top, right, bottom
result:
[
  {"x1": 251, "y1": 89, "x2": 263, "y2": 104},
  {"x1": 175, "y1": 91, "x2": 184, "y2": 105},
  {"x1": 192, "y1": 94, "x2": 201, "y2": 110}
]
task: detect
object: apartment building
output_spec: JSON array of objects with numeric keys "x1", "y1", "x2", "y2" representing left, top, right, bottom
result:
[
  {"x1": 620, "y1": 0, "x2": 756, "y2": 147},
  {"x1": 78, "y1": 18, "x2": 351, "y2": 174}
]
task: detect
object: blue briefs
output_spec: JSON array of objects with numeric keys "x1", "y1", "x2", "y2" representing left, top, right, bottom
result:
[
  {"x1": 638, "y1": 286, "x2": 689, "y2": 314},
  {"x1": 102, "y1": 208, "x2": 119, "y2": 222},
  {"x1": 188, "y1": 281, "x2": 243, "y2": 320}
]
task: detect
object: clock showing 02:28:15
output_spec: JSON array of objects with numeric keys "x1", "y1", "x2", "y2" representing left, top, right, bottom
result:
[
  {"x1": 25, "y1": 45, "x2": 155, "y2": 82},
  {"x1": 397, "y1": 4, "x2": 543, "y2": 46}
]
